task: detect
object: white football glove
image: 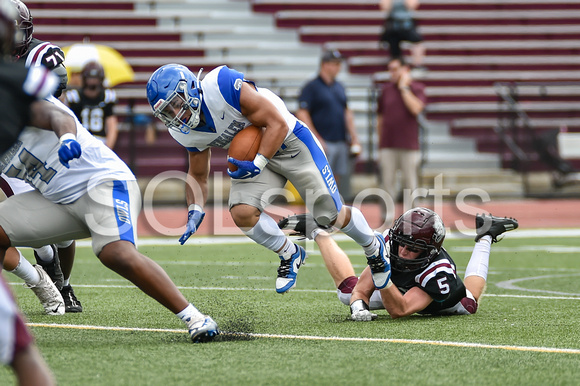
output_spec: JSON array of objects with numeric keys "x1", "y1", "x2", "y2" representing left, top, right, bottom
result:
[
  {"x1": 350, "y1": 299, "x2": 377, "y2": 322},
  {"x1": 351, "y1": 309, "x2": 377, "y2": 322}
]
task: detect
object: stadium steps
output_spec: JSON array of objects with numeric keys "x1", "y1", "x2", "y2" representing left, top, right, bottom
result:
[
  {"x1": 27, "y1": 0, "x2": 580, "y2": 194},
  {"x1": 251, "y1": 0, "x2": 580, "y2": 175}
]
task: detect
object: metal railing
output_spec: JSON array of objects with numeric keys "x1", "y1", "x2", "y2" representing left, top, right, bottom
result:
[{"x1": 493, "y1": 81, "x2": 580, "y2": 196}]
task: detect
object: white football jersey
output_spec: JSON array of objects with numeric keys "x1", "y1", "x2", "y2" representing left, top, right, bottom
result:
[
  {"x1": 0, "y1": 174, "x2": 34, "y2": 195},
  {"x1": 169, "y1": 65, "x2": 297, "y2": 152},
  {"x1": 1, "y1": 97, "x2": 135, "y2": 204}
]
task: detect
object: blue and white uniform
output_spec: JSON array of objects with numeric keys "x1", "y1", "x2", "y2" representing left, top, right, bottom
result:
[
  {"x1": 0, "y1": 97, "x2": 139, "y2": 255},
  {"x1": 174, "y1": 65, "x2": 343, "y2": 221}
]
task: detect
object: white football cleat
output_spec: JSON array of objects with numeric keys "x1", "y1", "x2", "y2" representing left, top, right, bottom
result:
[
  {"x1": 366, "y1": 233, "x2": 392, "y2": 289},
  {"x1": 27, "y1": 265, "x2": 65, "y2": 315},
  {"x1": 186, "y1": 315, "x2": 219, "y2": 343},
  {"x1": 276, "y1": 244, "x2": 307, "y2": 293}
]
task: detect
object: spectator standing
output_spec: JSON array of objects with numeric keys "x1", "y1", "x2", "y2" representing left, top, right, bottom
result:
[
  {"x1": 379, "y1": 0, "x2": 425, "y2": 70},
  {"x1": 376, "y1": 57, "x2": 426, "y2": 209},
  {"x1": 64, "y1": 61, "x2": 119, "y2": 149},
  {"x1": 295, "y1": 50, "x2": 361, "y2": 201}
]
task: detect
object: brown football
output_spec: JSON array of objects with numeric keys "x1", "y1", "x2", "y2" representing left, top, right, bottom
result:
[{"x1": 227, "y1": 125, "x2": 263, "y2": 171}]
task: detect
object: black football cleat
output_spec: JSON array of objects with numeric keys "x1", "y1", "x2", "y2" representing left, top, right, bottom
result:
[
  {"x1": 277, "y1": 213, "x2": 331, "y2": 240},
  {"x1": 475, "y1": 214, "x2": 518, "y2": 243},
  {"x1": 60, "y1": 285, "x2": 83, "y2": 313},
  {"x1": 34, "y1": 245, "x2": 64, "y2": 291}
]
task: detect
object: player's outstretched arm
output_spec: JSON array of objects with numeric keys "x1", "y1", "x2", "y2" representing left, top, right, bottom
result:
[
  {"x1": 29, "y1": 100, "x2": 76, "y2": 137},
  {"x1": 180, "y1": 149, "x2": 211, "y2": 244}
]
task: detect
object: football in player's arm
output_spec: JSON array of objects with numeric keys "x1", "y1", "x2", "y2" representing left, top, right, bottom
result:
[{"x1": 146, "y1": 64, "x2": 389, "y2": 295}]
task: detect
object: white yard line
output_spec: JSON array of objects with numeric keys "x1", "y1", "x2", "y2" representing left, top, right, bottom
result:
[
  {"x1": 26, "y1": 322, "x2": 580, "y2": 355},
  {"x1": 71, "y1": 227, "x2": 580, "y2": 248}
]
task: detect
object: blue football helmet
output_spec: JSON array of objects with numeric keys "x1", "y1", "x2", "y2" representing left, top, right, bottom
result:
[{"x1": 146, "y1": 64, "x2": 203, "y2": 134}]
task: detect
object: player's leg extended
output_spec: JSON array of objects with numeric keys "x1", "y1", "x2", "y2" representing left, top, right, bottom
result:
[
  {"x1": 467, "y1": 214, "x2": 519, "y2": 301},
  {"x1": 463, "y1": 236, "x2": 491, "y2": 302},
  {"x1": 314, "y1": 232, "x2": 356, "y2": 288},
  {"x1": 84, "y1": 180, "x2": 217, "y2": 341},
  {"x1": 229, "y1": 167, "x2": 307, "y2": 294},
  {"x1": 277, "y1": 124, "x2": 390, "y2": 289},
  {"x1": 98, "y1": 240, "x2": 191, "y2": 312}
]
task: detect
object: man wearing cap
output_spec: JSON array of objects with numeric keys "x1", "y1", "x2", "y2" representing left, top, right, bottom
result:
[{"x1": 296, "y1": 50, "x2": 360, "y2": 202}]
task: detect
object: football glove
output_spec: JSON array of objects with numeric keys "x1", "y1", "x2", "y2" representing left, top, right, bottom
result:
[
  {"x1": 179, "y1": 206, "x2": 205, "y2": 245},
  {"x1": 350, "y1": 299, "x2": 377, "y2": 322},
  {"x1": 351, "y1": 309, "x2": 377, "y2": 322},
  {"x1": 58, "y1": 134, "x2": 82, "y2": 168},
  {"x1": 227, "y1": 153, "x2": 269, "y2": 180}
]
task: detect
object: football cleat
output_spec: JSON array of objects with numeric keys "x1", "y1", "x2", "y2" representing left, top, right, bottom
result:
[
  {"x1": 27, "y1": 265, "x2": 65, "y2": 315},
  {"x1": 186, "y1": 315, "x2": 219, "y2": 343},
  {"x1": 475, "y1": 214, "x2": 519, "y2": 243},
  {"x1": 276, "y1": 244, "x2": 307, "y2": 293},
  {"x1": 366, "y1": 233, "x2": 392, "y2": 289},
  {"x1": 60, "y1": 285, "x2": 83, "y2": 313},
  {"x1": 34, "y1": 244, "x2": 64, "y2": 291},
  {"x1": 277, "y1": 213, "x2": 331, "y2": 240}
]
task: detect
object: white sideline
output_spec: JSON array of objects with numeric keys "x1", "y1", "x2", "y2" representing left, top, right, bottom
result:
[
  {"x1": 26, "y1": 323, "x2": 580, "y2": 355},
  {"x1": 71, "y1": 227, "x2": 580, "y2": 248}
]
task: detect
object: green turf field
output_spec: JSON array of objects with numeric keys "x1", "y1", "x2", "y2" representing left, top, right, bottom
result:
[{"x1": 2, "y1": 234, "x2": 580, "y2": 385}]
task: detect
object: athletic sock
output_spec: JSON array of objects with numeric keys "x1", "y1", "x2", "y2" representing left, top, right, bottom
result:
[
  {"x1": 9, "y1": 252, "x2": 41, "y2": 285},
  {"x1": 338, "y1": 276, "x2": 359, "y2": 294},
  {"x1": 177, "y1": 303, "x2": 204, "y2": 322},
  {"x1": 278, "y1": 240, "x2": 298, "y2": 260},
  {"x1": 465, "y1": 235, "x2": 492, "y2": 280},
  {"x1": 34, "y1": 245, "x2": 54, "y2": 263},
  {"x1": 340, "y1": 206, "x2": 377, "y2": 255},
  {"x1": 242, "y1": 212, "x2": 288, "y2": 253}
]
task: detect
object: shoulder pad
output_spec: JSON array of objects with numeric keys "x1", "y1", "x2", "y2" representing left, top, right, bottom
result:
[
  {"x1": 104, "y1": 89, "x2": 118, "y2": 104},
  {"x1": 65, "y1": 89, "x2": 81, "y2": 104}
]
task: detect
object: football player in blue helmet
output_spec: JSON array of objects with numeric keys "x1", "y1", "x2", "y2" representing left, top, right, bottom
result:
[
  {"x1": 278, "y1": 209, "x2": 518, "y2": 321},
  {"x1": 147, "y1": 63, "x2": 390, "y2": 295},
  {"x1": 147, "y1": 63, "x2": 203, "y2": 134}
]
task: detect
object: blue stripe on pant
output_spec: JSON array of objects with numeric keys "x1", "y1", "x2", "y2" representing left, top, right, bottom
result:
[
  {"x1": 112, "y1": 180, "x2": 135, "y2": 244},
  {"x1": 292, "y1": 123, "x2": 343, "y2": 212}
]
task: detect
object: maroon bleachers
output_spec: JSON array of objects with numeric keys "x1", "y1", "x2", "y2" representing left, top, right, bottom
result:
[
  {"x1": 252, "y1": 0, "x2": 580, "y2": 172},
  {"x1": 24, "y1": 0, "x2": 214, "y2": 177},
  {"x1": 25, "y1": 0, "x2": 580, "y2": 176}
]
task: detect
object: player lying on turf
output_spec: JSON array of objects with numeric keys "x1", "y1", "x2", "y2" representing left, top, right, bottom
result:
[{"x1": 279, "y1": 208, "x2": 518, "y2": 320}]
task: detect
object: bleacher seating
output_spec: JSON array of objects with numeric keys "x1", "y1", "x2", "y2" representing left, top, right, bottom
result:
[
  {"x1": 251, "y1": 0, "x2": 580, "y2": 174},
  {"x1": 25, "y1": 0, "x2": 580, "y2": 188}
]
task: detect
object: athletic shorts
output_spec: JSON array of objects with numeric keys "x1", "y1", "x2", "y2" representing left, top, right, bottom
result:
[
  {"x1": 0, "y1": 276, "x2": 33, "y2": 365},
  {"x1": 0, "y1": 179, "x2": 140, "y2": 255},
  {"x1": 229, "y1": 123, "x2": 343, "y2": 225}
]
